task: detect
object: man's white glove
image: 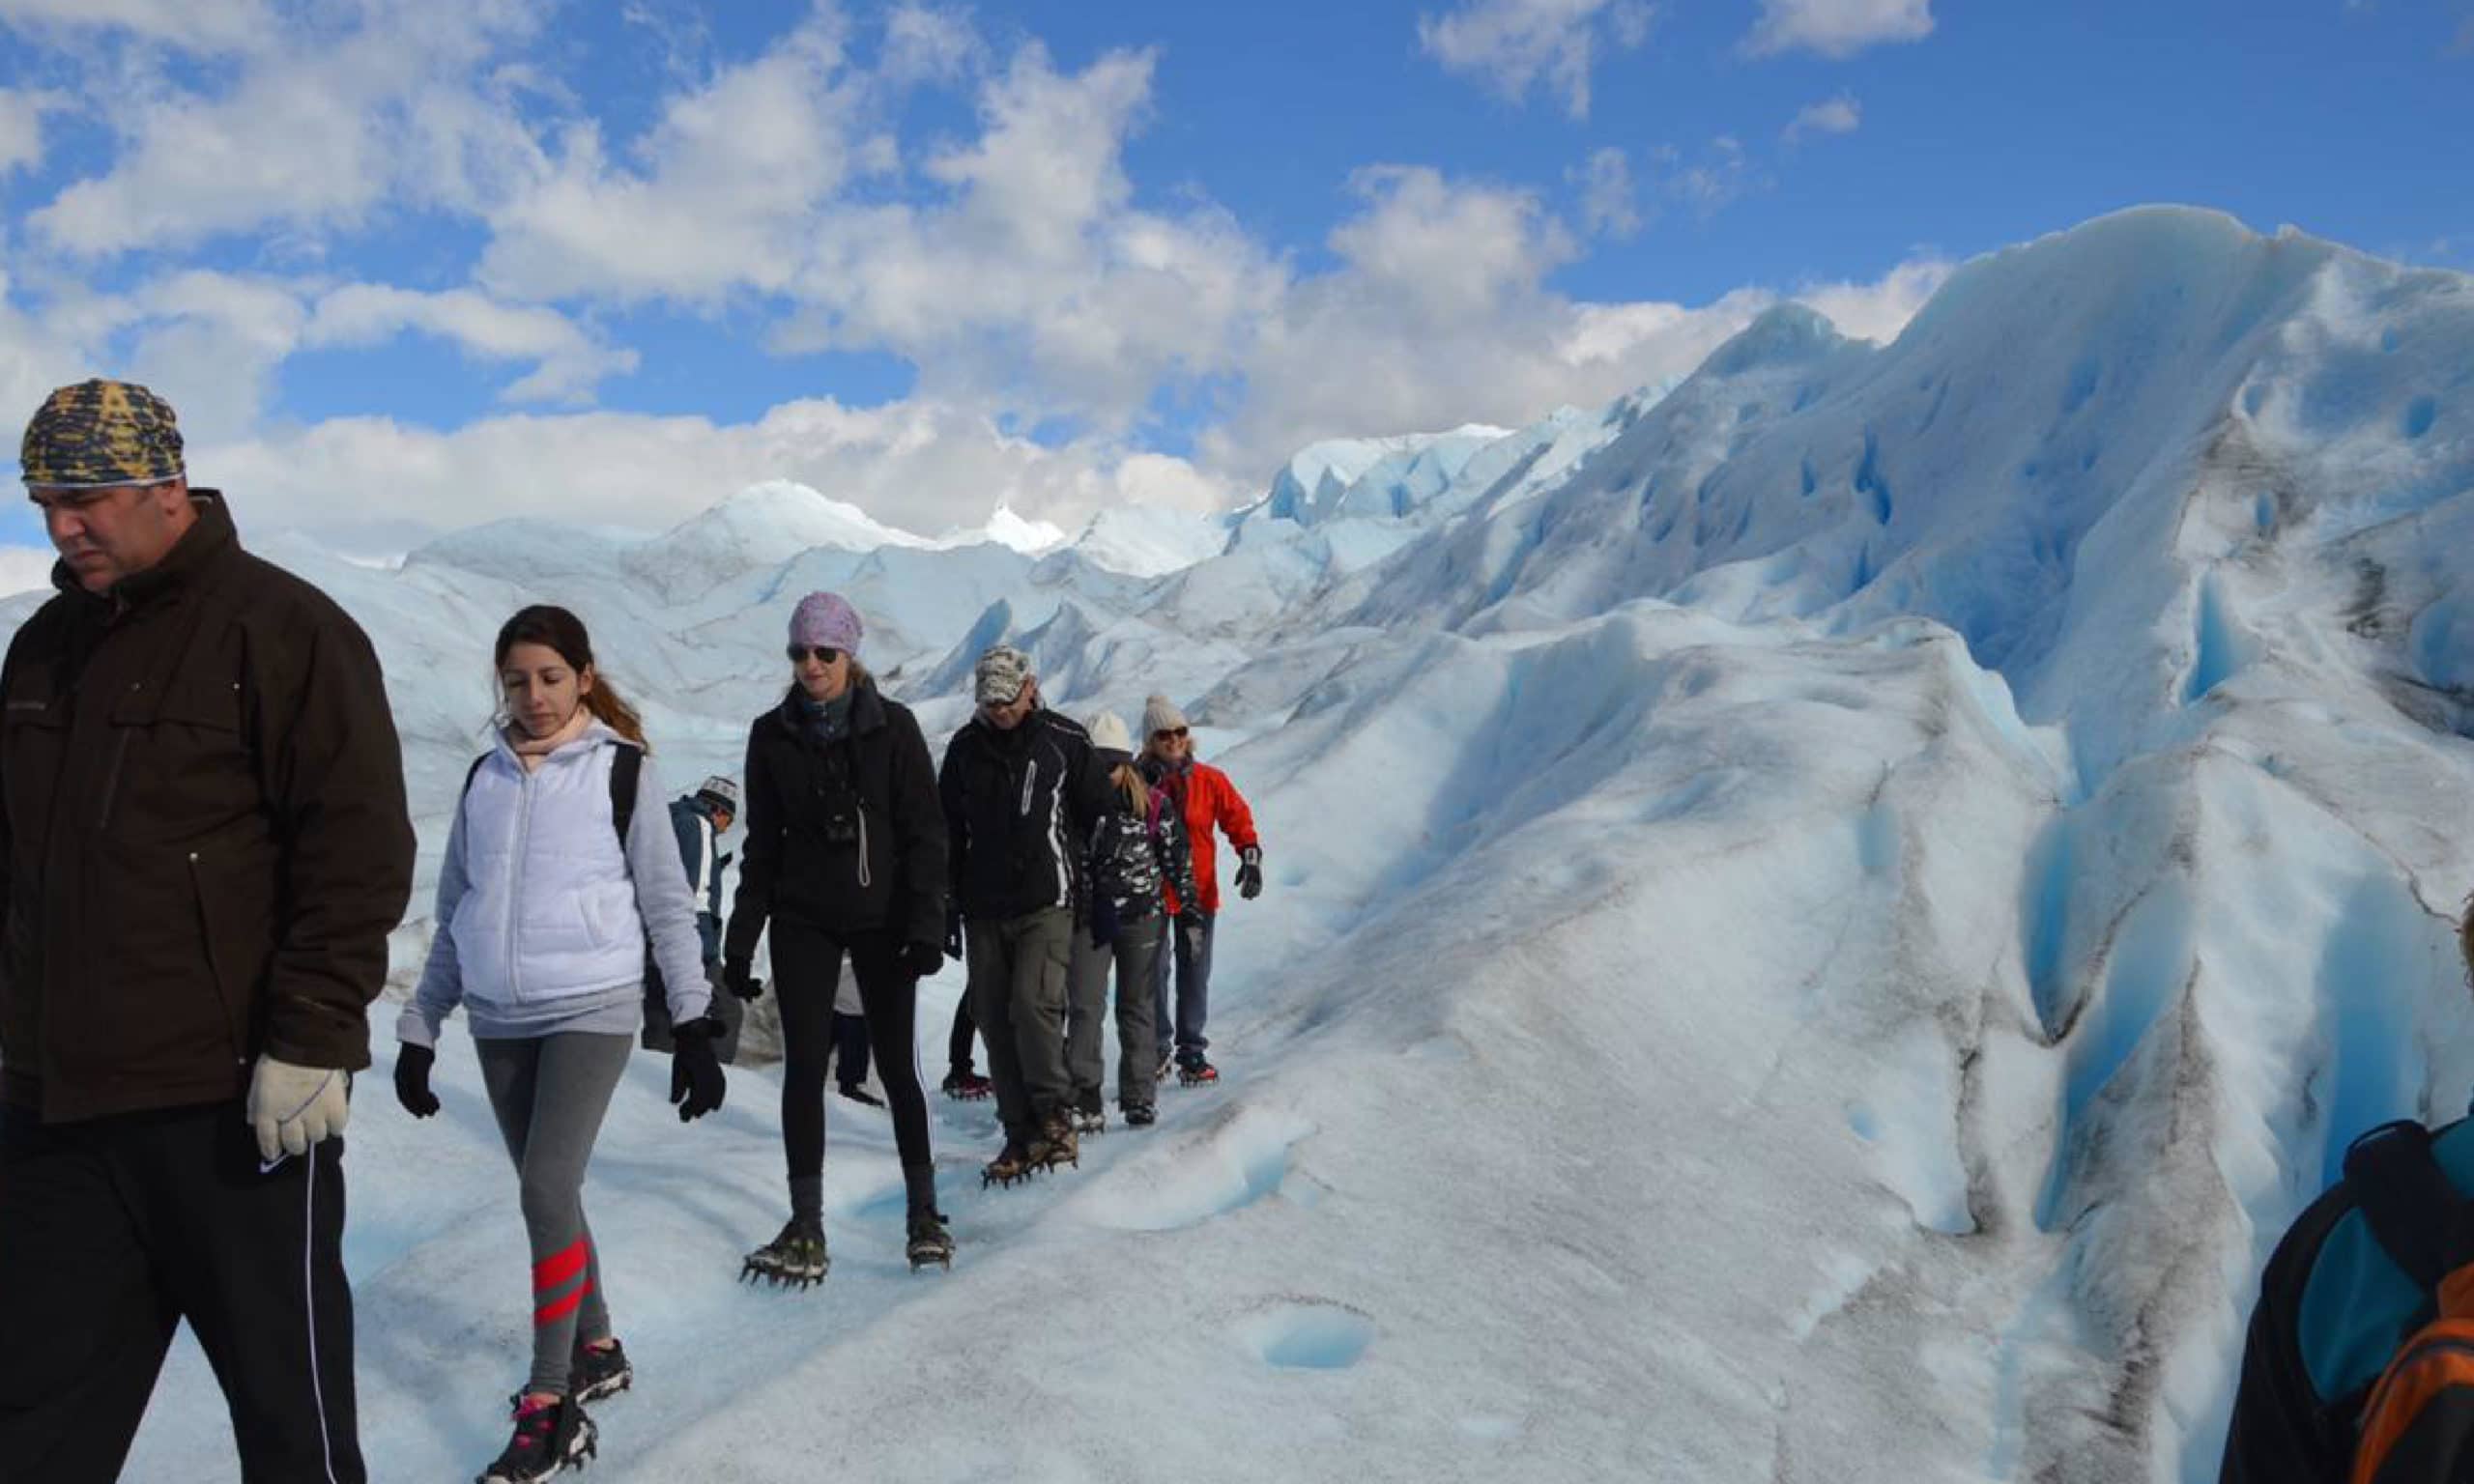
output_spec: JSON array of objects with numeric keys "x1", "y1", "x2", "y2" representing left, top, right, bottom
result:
[{"x1": 246, "y1": 1056, "x2": 349, "y2": 1163}]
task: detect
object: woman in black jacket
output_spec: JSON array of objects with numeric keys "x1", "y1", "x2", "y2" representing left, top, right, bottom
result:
[{"x1": 722, "y1": 591, "x2": 953, "y2": 1281}]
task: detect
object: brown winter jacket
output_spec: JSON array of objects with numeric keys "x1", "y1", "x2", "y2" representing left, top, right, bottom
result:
[{"x1": 0, "y1": 492, "x2": 416, "y2": 1123}]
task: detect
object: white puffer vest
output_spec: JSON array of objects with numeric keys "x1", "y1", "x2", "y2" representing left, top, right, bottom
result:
[{"x1": 449, "y1": 731, "x2": 647, "y2": 1010}]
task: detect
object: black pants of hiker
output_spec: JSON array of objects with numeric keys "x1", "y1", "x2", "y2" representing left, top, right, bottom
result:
[
  {"x1": 0, "y1": 1099, "x2": 361, "y2": 1484},
  {"x1": 947, "y1": 997, "x2": 977, "y2": 1076},
  {"x1": 771, "y1": 920, "x2": 933, "y2": 1182}
]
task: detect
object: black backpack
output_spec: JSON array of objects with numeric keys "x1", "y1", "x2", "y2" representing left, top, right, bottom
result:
[{"x1": 2221, "y1": 1120, "x2": 2474, "y2": 1484}]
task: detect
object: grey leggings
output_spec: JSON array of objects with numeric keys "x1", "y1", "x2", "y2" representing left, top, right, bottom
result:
[{"x1": 475, "y1": 1033, "x2": 633, "y2": 1398}]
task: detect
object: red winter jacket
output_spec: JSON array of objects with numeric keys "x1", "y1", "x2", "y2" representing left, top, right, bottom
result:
[{"x1": 1153, "y1": 759, "x2": 1258, "y2": 916}]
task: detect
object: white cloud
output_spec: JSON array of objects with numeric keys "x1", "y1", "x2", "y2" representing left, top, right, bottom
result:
[
  {"x1": 1418, "y1": 0, "x2": 1657, "y2": 118},
  {"x1": 477, "y1": 8, "x2": 877, "y2": 307},
  {"x1": 1793, "y1": 255, "x2": 1952, "y2": 342},
  {"x1": 190, "y1": 396, "x2": 1239, "y2": 542},
  {"x1": 302, "y1": 286, "x2": 637, "y2": 403},
  {"x1": 779, "y1": 44, "x2": 1283, "y2": 428},
  {"x1": 1784, "y1": 94, "x2": 1862, "y2": 144},
  {"x1": 1745, "y1": 0, "x2": 1934, "y2": 58},
  {"x1": 28, "y1": 0, "x2": 548, "y2": 257},
  {"x1": 1203, "y1": 159, "x2": 1949, "y2": 482},
  {"x1": 1656, "y1": 135, "x2": 1759, "y2": 216},
  {"x1": 0, "y1": 89, "x2": 68, "y2": 175},
  {"x1": 1570, "y1": 146, "x2": 1642, "y2": 239},
  {"x1": 0, "y1": 0, "x2": 275, "y2": 54},
  {"x1": 878, "y1": 1, "x2": 983, "y2": 86}
]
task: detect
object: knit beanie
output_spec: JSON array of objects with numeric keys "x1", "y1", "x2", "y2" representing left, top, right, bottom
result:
[
  {"x1": 1086, "y1": 710, "x2": 1133, "y2": 760},
  {"x1": 1141, "y1": 694, "x2": 1189, "y2": 738},
  {"x1": 790, "y1": 591, "x2": 863, "y2": 656}
]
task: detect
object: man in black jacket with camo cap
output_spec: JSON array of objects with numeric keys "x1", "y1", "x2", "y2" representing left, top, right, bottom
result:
[
  {"x1": 0, "y1": 379, "x2": 415, "y2": 1483},
  {"x1": 939, "y1": 644, "x2": 1108, "y2": 1187}
]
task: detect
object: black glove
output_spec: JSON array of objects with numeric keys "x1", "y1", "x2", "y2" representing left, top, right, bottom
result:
[
  {"x1": 903, "y1": 939, "x2": 944, "y2": 978},
  {"x1": 1236, "y1": 846, "x2": 1264, "y2": 900},
  {"x1": 944, "y1": 907, "x2": 964, "y2": 961},
  {"x1": 1090, "y1": 893, "x2": 1120, "y2": 949},
  {"x1": 393, "y1": 1042, "x2": 440, "y2": 1119},
  {"x1": 722, "y1": 958, "x2": 764, "y2": 1002},
  {"x1": 671, "y1": 1017, "x2": 727, "y2": 1123}
]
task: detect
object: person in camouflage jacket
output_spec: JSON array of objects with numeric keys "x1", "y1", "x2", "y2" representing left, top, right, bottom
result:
[{"x1": 1064, "y1": 711, "x2": 1198, "y2": 1127}]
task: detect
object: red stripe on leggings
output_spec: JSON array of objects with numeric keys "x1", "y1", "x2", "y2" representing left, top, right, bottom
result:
[
  {"x1": 535, "y1": 1280, "x2": 593, "y2": 1327},
  {"x1": 532, "y1": 1239, "x2": 589, "y2": 1293}
]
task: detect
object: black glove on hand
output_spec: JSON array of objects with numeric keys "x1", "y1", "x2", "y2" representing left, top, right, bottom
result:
[
  {"x1": 671, "y1": 1018, "x2": 727, "y2": 1123},
  {"x1": 722, "y1": 958, "x2": 764, "y2": 1002},
  {"x1": 903, "y1": 939, "x2": 944, "y2": 978},
  {"x1": 1237, "y1": 845, "x2": 1264, "y2": 900},
  {"x1": 394, "y1": 1042, "x2": 440, "y2": 1119},
  {"x1": 944, "y1": 907, "x2": 964, "y2": 961},
  {"x1": 1090, "y1": 893, "x2": 1120, "y2": 949}
]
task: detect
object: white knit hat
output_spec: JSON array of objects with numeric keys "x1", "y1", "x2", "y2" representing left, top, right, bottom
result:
[
  {"x1": 1140, "y1": 694, "x2": 1188, "y2": 738},
  {"x1": 1086, "y1": 710, "x2": 1132, "y2": 756}
]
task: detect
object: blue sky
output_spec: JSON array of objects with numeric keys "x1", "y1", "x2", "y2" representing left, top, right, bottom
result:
[{"x1": 0, "y1": 0, "x2": 2464, "y2": 555}]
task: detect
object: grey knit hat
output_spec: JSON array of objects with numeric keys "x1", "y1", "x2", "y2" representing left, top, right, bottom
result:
[{"x1": 1141, "y1": 694, "x2": 1188, "y2": 738}]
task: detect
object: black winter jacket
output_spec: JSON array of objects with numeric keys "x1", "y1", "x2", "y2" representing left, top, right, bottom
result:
[
  {"x1": 724, "y1": 682, "x2": 947, "y2": 957},
  {"x1": 0, "y1": 492, "x2": 416, "y2": 1122},
  {"x1": 1085, "y1": 783, "x2": 1199, "y2": 925},
  {"x1": 938, "y1": 707, "x2": 1108, "y2": 923}
]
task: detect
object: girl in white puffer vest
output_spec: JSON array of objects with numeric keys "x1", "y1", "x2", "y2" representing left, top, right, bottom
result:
[{"x1": 391, "y1": 604, "x2": 724, "y2": 1484}]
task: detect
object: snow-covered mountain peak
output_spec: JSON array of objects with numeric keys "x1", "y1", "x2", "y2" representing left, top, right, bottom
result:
[{"x1": 620, "y1": 479, "x2": 930, "y2": 603}]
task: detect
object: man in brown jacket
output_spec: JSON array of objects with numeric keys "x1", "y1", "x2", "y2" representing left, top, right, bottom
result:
[{"x1": 0, "y1": 380, "x2": 415, "y2": 1483}]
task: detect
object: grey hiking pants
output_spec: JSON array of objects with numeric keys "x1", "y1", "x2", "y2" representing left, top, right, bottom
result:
[
  {"x1": 475, "y1": 1032, "x2": 632, "y2": 1397},
  {"x1": 1068, "y1": 912, "x2": 1165, "y2": 1108},
  {"x1": 964, "y1": 906, "x2": 1073, "y2": 1139}
]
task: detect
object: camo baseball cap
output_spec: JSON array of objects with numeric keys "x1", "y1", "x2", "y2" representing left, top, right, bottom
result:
[
  {"x1": 20, "y1": 379, "x2": 186, "y2": 490},
  {"x1": 973, "y1": 644, "x2": 1033, "y2": 705}
]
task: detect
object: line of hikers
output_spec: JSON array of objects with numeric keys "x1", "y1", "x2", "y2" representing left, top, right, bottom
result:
[{"x1": 0, "y1": 379, "x2": 1263, "y2": 1484}]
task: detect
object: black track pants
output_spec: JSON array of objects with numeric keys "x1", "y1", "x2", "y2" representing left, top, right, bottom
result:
[{"x1": 0, "y1": 1099, "x2": 362, "y2": 1484}]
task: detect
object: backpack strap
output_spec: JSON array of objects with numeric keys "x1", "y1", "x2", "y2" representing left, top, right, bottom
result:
[
  {"x1": 460, "y1": 753, "x2": 487, "y2": 798},
  {"x1": 609, "y1": 743, "x2": 642, "y2": 848},
  {"x1": 2345, "y1": 1121, "x2": 2460, "y2": 1291}
]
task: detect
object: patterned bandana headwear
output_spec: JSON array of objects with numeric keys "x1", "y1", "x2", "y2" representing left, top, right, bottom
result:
[{"x1": 20, "y1": 379, "x2": 186, "y2": 490}]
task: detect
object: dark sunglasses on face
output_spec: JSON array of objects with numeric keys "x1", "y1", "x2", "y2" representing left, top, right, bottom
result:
[
  {"x1": 1152, "y1": 727, "x2": 1189, "y2": 741},
  {"x1": 787, "y1": 644, "x2": 843, "y2": 665}
]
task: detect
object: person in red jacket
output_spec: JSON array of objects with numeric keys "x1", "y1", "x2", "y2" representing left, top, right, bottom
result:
[{"x1": 1137, "y1": 695, "x2": 1262, "y2": 1086}]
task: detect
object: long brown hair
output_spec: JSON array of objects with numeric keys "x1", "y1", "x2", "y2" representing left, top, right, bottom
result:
[{"x1": 494, "y1": 604, "x2": 647, "y2": 748}]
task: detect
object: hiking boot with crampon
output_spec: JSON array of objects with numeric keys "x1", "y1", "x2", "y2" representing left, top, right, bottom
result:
[
  {"x1": 476, "y1": 1394, "x2": 595, "y2": 1484},
  {"x1": 740, "y1": 1216, "x2": 827, "y2": 1290},
  {"x1": 982, "y1": 1136, "x2": 1035, "y2": 1188},
  {"x1": 1175, "y1": 1052, "x2": 1220, "y2": 1087},
  {"x1": 906, "y1": 1209, "x2": 955, "y2": 1269},
  {"x1": 942, "y1": 1069, "x2": 994, "y2": 1101},
  {"x1": 568, "y1": 1337, "x2": 631, "y2": 1404},
  {"x1": 1072, "y1": 1088, "x2": 1106, "y2": 1135},
  {"x1": 1028, "y1": 1108, "x2": 1080, "y2": 1173},
  {"x1": 1122, "y1": 1100, "x2": 1157, "y2": 1127}
]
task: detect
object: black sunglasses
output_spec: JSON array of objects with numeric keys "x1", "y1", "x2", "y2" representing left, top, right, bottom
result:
[
  {"x1": 786, "y1": 644, "x2": 844, "y2": 665},
  {"x1": 1152, "y1": 727, "x2": 1189, "y2": 741}
]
